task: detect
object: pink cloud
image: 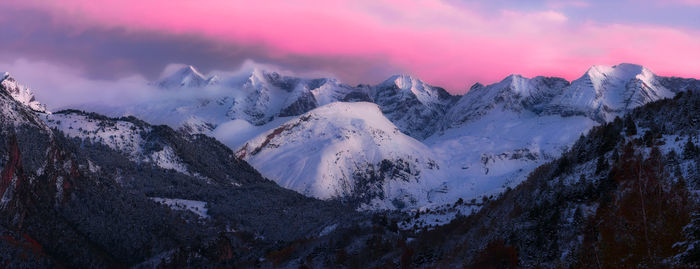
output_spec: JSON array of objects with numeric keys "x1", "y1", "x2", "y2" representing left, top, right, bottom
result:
[
  {"x1": 674, "y1": 0, "x2": 700, "y2": 5},
  {"x1": 546, "y1": 1, "x2": 591, "y2": 8},
  {"x1": 3, "y1": 0, "x2": 700, "y2": 92}
]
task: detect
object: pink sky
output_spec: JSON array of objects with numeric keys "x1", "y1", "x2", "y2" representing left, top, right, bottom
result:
[{"x1": 3, "y1": 0, "x2": 700, "y2": 92}]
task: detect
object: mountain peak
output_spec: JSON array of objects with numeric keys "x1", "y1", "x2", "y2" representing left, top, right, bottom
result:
[
  {"x1": 381, "y1": 74, "x2": 419, "y2": 90},
  {"x1": 469, "y1": 82, "x2": 485, "y2": 91},
  {"x1": 549, "y1": 63, "x2": 671, "y2": 122},
  {"x1": 0, "y1": 72, "x2": 48, "y2": 113},
  {"x1": 172, "y1": 65, "x2": 206, "y2": 79},
  {"x1": 503, "y1": 74, "x2": 525, "y2": 80},
  {"x1": 584, "y1": 63, "x2": 652, "y2": 81},
  {"x1": 183, "y1": 65, "x2": 200, "y2": 74},
  {"x1": 613, "y1": 62, "x2": 645, "y2": 70},
  {"x1": 156, "y1": 65, "x2": 217, "y2": 89}
]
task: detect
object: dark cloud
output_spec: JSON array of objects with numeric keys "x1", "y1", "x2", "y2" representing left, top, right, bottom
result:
[{"x1": 0, "y1": 8, "x2": 399, "y2": 86}]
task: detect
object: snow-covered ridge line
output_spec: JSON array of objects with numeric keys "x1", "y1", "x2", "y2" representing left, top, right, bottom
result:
[
  {"x1": 11, "y1": 62, "x2": 697, "y2": 213},
  {"x1": 42, "y1": 110, "x2": 197, "y2": 178},
  {"x1": 154, "y1": 65, "x2": 219, "y2": 88},
  {"x1": 130, "y1": 65, "x2": 458, "y2": 139},
  {"x1": 0, "y1": 72, "x2": 48, "y2": 113},
  {"x1": 137, "y1": 63, "x2": 693, "y2": 140},
  {"x1": 236, "y1": 102, "x2": 445, "y2": 209}
]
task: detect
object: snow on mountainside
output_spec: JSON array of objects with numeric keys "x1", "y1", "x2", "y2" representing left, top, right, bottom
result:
[
  {"x1": 98, "y1": 66, "x2": 370, "y2": 134},
  {"x1": 82, "y1": 66, "x2": 458, "y2": 140},
  {"x1": 0, "y1": 74, "x2": 51, "y2": 133},
  {"x1": 155, "y1": 65, "x2": 219, "y2": 88},
  {"x1": 42, "y1": 111, "x2": 193, "y2": 175},
  {"x1": 410, "y1": 64, "x2": 684, "y2": 216},
  {"x1": 374, "y1": 75, "x2": 459, "y2": 139},
  {"x1": 61, "y1": 63, "x2": 694, "y2": 212},
  {"x1": 222, "y1": 68, "x2": 321, "y2": 124},
  {"x1": 40, "y1": 110, "x2": 264, "y2": 186},
  {"x1": 425, "y1": 110, "x2": 597, "y2": 209},
  {"x1": 0, "y1": 72, "x2": 47, "y2": 113},
  {"x1": 0, "y1": 71, "x2": 366, "y2": 268},
  {"x1": 444, "y1": 75, "x2": 569, "y2": 128},
  {"x1": 310, "y1": 78, "x2": 372, "y2": 105},
  {"x1": 546, "y1": 63, "x2": 674, "y2": 122},
  {"x1": 236, "y1": 102, "x2": 445, "y2": 209}
]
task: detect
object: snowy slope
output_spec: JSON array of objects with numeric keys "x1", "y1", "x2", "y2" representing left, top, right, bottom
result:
[
  {"x1": 417, "y1": 64, "x2": 681, "y2": 209},
  {"x1": 0, "y1": 73, "x2": 52, "y2": 133},
  {"x1": 150, "y1": 197, "x2": 209, "y2": 219},
  {"x1": 1, "y1": 72, "x2": 47, "y2": 113},
  {"x1": 373, "y1": 75, "x2": 459, "y2": 138},
  {"x1": 444, "y1": 75, "x2": 569, "y2": 128},
  {"x1": 41, "y1": 111, "x2": 193, "y2": 175},
  {"x1": 81, "y1": 67, "x2": 460, "y2": 140},
  {"x1": 310, "y1": 78, "x2": 372, "y2": 105},
  {"x1": 155, "y1": 65, "x2": 219, "y2": 89},
  {"x1": 62, "y1": 63, "x2": 690, "y2": 212},
  {"x1": 236, "y1": 102, "x2": 445, "y2": 209},
  {"x1": 40, "y1": 109, "x2": 269, "y2": 187},
  {"x1": 426, "y1": 110, "x2": 597, "y2": 205},
  {"x1": 90, "y1": 67, "x2": 373, "y2": 136},
  {"x1": 546, "y1": 63, "x2": 674, "y2": 122}
]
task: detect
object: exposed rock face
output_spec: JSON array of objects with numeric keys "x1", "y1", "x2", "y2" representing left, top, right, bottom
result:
[
  {"x1": 445, "y1": 75, "x2": 569, "y2": 128},
  {"x1": 373, "y1": 75, "x2": 459, "y2": 139}
]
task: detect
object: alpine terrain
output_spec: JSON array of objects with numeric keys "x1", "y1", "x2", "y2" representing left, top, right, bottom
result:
[
  {"x1": 77, "y1": 63, "x2": 691, "y2": 213},
  {"x1": 1, "y1": 63, "x2": 698, "y2": 268}
]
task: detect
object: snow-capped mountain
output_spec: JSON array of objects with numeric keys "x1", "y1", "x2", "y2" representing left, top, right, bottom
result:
[
  {"x1": 373, "y1": 75, "x2": 459, "y2": 138},
  {"x1": 414, "y1": 64, "x2": 684, "y2": 211},
  {"x1": 85, "y1": 67, "x2": 459, "y2": 140},
  {"x1": 65, "y1": 63, "x2": 694, "y2": 211},
  {"x1": 0, "y1": 74, "x2": 363, "y2": 268},
  {"x1": 546, "y1": 63, "x2": 674, "y2": 122},
  {"x1": 41, "y1": 110, "x2": 262, "y2": 186},
  {"x1": 236, "y1": 102, "x2": 444, "y2": 209},
  {"x1": 102, "y1": 67, "x2": 370, "y2": 132},
  {"x1": 155, "y1": 65, "x2": 219, "y2": 88},
  {"x1": 0, "y1": 72, "x2": 47, "y2": 113},
  {"x1": 1, "y1": 65, "x2": 697, "y2": 268},
  {"x1": 444, "y1": 74, "x2": 569, "y2": 128},
  {"x1": 223, "y1": 68, "x2": 325, "y2": 124}
]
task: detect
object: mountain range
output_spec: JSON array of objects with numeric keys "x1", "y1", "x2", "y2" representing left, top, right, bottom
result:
[
  {"x1": 71, "y1": 63, "x2": 698, "y2": 211},
  {"x1": 0, "y1": 64, "x2": 698, "y2": 267}
]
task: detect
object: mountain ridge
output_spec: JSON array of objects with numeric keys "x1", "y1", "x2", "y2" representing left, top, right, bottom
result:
[{"x1": 55, "y1": 63, "x2": 699, "y2": 211}]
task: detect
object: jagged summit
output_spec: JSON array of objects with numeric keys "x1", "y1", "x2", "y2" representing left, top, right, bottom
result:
[
  {"x1": 378, "y1": 74, "x2": 453, "y2": 99},
  {"x1": 587, "y1": 63, "x2": 647, "y2": 75},
  {"x1": 379, "y1": 74, "x2": 417, "y2": 90},
  {"x1": 374, "y1": 74, "x2": 458, "y2": 138},
  {"x1": 446, "y1": 63, "x2": 677, "y2": 125},
  {"x1": 469, "y1": 82, "x2": 485, "y2": 91},
  {"x1": 445, "y1": 73, "x2": 569, "y2": 127},
  {"x1": 548, "y1": 63, "x2": 673, "y2": 122},
  {"x1": 156, "y1": 65, "x2": 219, "y2": 89},
  {"x1": 0, "y1": 72, "x2": 47, "y2": 113}
]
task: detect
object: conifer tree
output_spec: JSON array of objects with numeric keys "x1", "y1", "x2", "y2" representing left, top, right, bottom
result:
[
  {"x1": 683, "y1": 137, "x2": 697, "y2": 160},
  {"x1": 625, "y1": 116, "x2": 637, "y2": 136}
]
